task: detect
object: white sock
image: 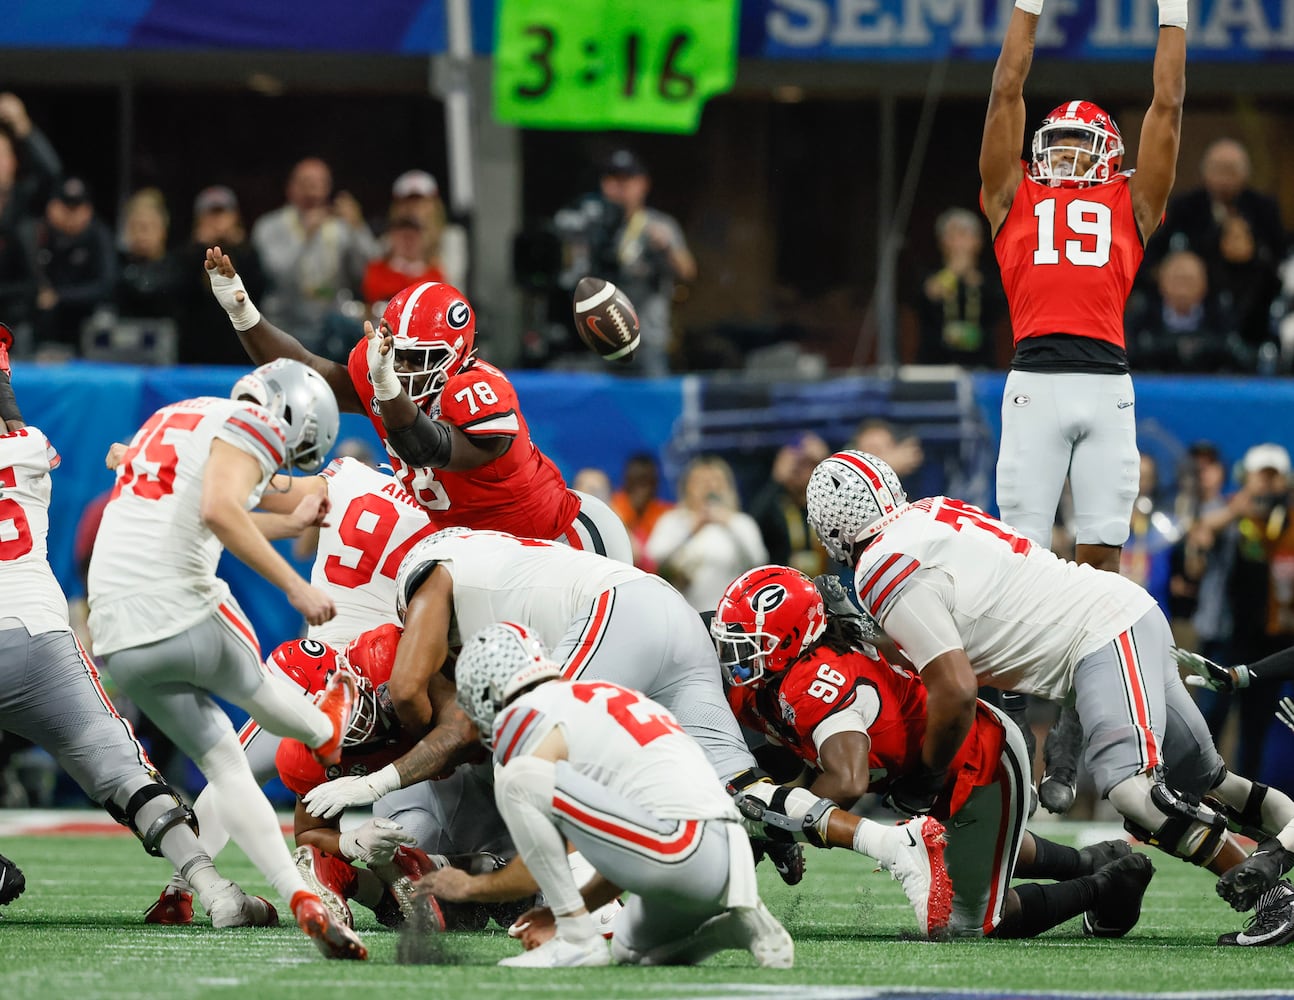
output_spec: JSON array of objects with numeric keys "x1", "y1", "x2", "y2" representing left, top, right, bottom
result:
[
  {"x1": 852, "y1": 818, "x2": 896, "y2": 865},
  {"x1": 198, "y1": 730, "x2": 308, "y2": 904},
  {"x1": 238, "y1": 674, "x2": 332, "y2": 747},
  {"x1": 556, "y1": 911, "x2": 598, "y2": 942}
]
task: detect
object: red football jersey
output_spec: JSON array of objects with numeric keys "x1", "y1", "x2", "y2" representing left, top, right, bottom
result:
[
  {"x1": 993, "y1": 173, "x2": 1143, "y2": 349},
  {"x1": 346, "y1": 344, "x2": 581, "y2": 537},
  {"x1": 732, "y1": 645, "x2": 1007, "y2": 818},
  {"x1": 276, "y1": 623, "x2": 416, "y2": 796}
]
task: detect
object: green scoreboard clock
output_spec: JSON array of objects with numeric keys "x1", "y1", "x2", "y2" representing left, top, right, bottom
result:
[{"x1": 493, "y1": 0, "x2": 740, "y2": 133}]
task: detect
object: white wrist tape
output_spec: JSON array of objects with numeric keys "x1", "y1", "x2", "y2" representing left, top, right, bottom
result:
[
  {"x1": 209, "y1": 269, "x2": 261, "y2": 332},
  {"x1": 1015, "y1": 0, "x2": 1044, "y2": 15},
  {"x1": 367, "y1": 334, "x2": 403, "y2": 401},
  {"x1": 369, "y1": 763, "x2": 401, "y2": 797},
  {"x1": 1158, "y1": 0, "x2": 1188, "y2": 27}
]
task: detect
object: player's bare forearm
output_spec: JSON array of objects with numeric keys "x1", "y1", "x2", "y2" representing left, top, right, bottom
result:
[
  {"x1": 919, "y1": 652, "x2": 978, "y2": 774},
  {"x1": 391, "y1": 710, "x2": 479, "y2": 787},
  {"x1": 980, "y1": 8, "x2": 1036, "y2": 222},
  {"x1": 444, "y1": 856, "x2": 541, "y2": 904},
  {"x1": 202, "y1": 442, "x2": 302, "y2": 594},
  {"x1": 236, "y1": 319, "x2": 363, "y2": 413},
  {"x1": 580, "y1": 873, "x2": 624, "y2": 911},
  {"x1": 811, "y1": 731, "x2": 871, "y2": 808},
  {"x1": 389, "y1": 572, "x2": 454, "y2": 728},
  {"x1": 251, "y1": 510, "x2": 305, "y2": 541},
  {"x1": 294, "y1": 800, "x2": 342, "y2": 852}
]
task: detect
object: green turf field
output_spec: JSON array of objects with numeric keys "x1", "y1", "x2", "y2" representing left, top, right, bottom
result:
[{"x1": 0, "y1": 826, "x2": 1290, "y2": 999}]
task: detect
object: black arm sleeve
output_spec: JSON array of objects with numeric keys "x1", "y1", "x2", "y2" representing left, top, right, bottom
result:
[
  {"x1": 0, "y1": 372, "x2": 23, "y2": 425},
  {"x1": 1249, "y1": 645, "x2": 1294, "y2": 684},
  {"x1": 386, "y1": 409, "x2": 454, "y2": 469}
]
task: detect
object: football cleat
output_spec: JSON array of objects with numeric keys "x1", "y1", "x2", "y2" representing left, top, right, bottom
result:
[
  {"x1": 293, "y1": 845, "x2": 355, "y2": 928},
  {"x1": 1218, "y1": 839, "x2": 1294, "y2": 913},
  {"x1": 762, "y1": 839, "x2": 806, "y2": 886},
  {"x1": 1078, "y1": 838, "x2": 1133, "y2": 875},
  {"x1": 370, "y1": 847, "x2": 447, "y2": 931},
  {"x1": 0, "y1": 853, "x2": 26, "y2": 906},
  {"x1": 1038, "y1": 705, "x2": 1083, "y2": 815},
  {"x1": 291, "y1": 892, "x2": 368, "y2": 961},
  {"x1": 143, "y1": 886, "x2": 194, "y2": 925},
  {"x1": 312, "y1": 670, "x2": 357, "y2": 768},
  {"x1": 1219, "y1": 881, "x2": 1294, "y2": 946},
  {"x1": 1083, "y1": 853, "x2": 1155, "y2": 938},
  {"x1": 499, "y1": 933, "x2": 610, "y2": 968},
  {"x1": 884, "y1": 816, "x2": 953, "y2": 938}
]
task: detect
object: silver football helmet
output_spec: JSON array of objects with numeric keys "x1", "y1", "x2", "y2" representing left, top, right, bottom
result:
[
  {"x1": 806, "y1": 450, "x2": 908, "y2": 564},
  {"x1": 455, "y1": 621, "x2": 560, "y2": 747},
  {"x1": 231, "y1": 359, "x2": 339, "y2": 473}
]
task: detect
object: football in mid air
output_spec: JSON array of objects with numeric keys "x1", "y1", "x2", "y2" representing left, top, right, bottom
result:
[{"x1": 572, "y1": 276, "x2": 640, "y2": 363}]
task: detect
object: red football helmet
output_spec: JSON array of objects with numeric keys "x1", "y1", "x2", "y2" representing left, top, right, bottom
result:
[
  {"x1": 1029, "y1": 101, "x2": 1124, "y2": 187},
  {"x1": 711, "y1": 566, "x2": 827, "y2": 687},
  {"x1": 380, "y1": 281, "x2": 476, "y2": 408},
  {"x1": 269, "y1": 638, "x2": 378, "y2": 747}
]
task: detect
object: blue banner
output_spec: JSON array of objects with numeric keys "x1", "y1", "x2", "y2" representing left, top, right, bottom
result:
[{"x1": 1, "y1": 0, "x2": 1291, "y2": 60}]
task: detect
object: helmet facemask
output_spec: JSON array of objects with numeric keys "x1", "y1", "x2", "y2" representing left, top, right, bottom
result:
[
  {"x1": 711, "y1": 622, "x2": 773, "y2": 688},
  {"x1": 392, "y1": 341, "x2": 459, "y2": 408},
  {"x1": 342, "y1": 673, "x2": 379, "y2": 747},
  {"x1": 1031, "y1": 120, "x2": 1123, "y2": 187}
]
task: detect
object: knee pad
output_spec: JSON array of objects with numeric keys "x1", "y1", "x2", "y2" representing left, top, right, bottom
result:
[
  {"x1": 1207, "y1": 772, "x2": 1270, "y2": 841},
  {"x1": 1117, "y1": 780, "x2": 1227, "y2": 867},
  {"x1": 105, "y1": 780, "x2": 198, "y2": 858}
]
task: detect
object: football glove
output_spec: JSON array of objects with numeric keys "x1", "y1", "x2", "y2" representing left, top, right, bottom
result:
[
  {"x1": 338, "y1": 818, "x2": 416, "y2": 865},
  {"x1": 1277, "y1": 697, "x2": 1294, "y2": 737},
  {"x1": 302, "y1": 764, "x2": 401, "y2": 819},
  {"x1": 882, "y1": 767, "x2": 946, "y2": 818},
  {"x1": 813, "y1": 574, "x2": 883, "y2": 640},
  {"x1": 1172, "y1": 647, "x2": 1250, "y2": 692}
]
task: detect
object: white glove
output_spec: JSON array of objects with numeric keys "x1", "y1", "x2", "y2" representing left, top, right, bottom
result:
[
  {"x1": 302, "y1": 764, "x2": 401, "y2": 819},
  {"x1": 1173, "y1": 647, "x2": 1250, "y2": 692},
  {"x1": 1277, "y1": 697, "x2": 1294, "y2": 736},
  {"x1": 364, "y1": 321, "x2": 402, "y2": 401},
  {"x1": 338, "y1": 817, "x2": 416, "y2": 865},
  {"x1": 208, "y1": 267, "x2": 261, "y2": 332}
]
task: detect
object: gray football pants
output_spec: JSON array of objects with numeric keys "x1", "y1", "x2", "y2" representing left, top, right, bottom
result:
[
  {"x1": 553, "y1": 576, "x2": 756, "y2": 783},
  {"x1": 0, "y1": 624, "x2": 155, "y2": 805},
  {"x1": 1073, "y1": 607, "x2": 1225, "y2": 799},
  {"x1": 374, "y1": 762, "x2": 514, "y2": 857}
]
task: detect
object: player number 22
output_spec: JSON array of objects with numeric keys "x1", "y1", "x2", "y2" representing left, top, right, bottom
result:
[{"x1": 1033, "y1": 198, "x2": 1111, "y2": 267}]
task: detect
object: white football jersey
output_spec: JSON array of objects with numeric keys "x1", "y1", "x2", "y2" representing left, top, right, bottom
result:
[
  {"x1": 854, "y1": 496, "x2": 1156, "y2": 701},
  {"x1": 492, "y1": 679, "x2": 739, "y2": 822},
  {"x1": 395, "y1": 529, "x2": 641, "y2": 651},
  {"x1": 0, "y1": 426, "x2": 69, "y2": 635},
  {"x1": 307, "y1": 457, "x2": 432, "y2": 646},
  {"x1": 88, "y1": 397, "x2": 288, "y2": 656}
]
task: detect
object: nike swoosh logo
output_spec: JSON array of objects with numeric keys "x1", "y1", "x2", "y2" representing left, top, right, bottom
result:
[
  {"x1": 904, "y1": 831, "x2": 917, "y2": 847},
  {"x1": 951, "y1": 819, "x2": 975, "y2": 829},
  {"x1": 1117, "y1": 400, "x2": 1134, "y2": 409}
]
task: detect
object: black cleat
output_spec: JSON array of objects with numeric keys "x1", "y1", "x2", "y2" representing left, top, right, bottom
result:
[
  {"x1": 1218, "y1": 839, "x2": 1294, "y2": 913},
  {"x1": 0, "y1": 854, "x2": 25, "y2": 906},
  {"x1": 1078, "y1": 838, "x2": 1133, "y2": 876},
  {"x1": 764, "y1": 840, "x2": 805, "y2": 886},
  {"x1": 1039, "y1": 705, "x2": 1083, "y2": 815},
  {"x1": 1083, "y1": 853, "x2": 1155, "y2": 938},
  {"x1": 1219, "y1": 882, "x2": 1294, "y2": 946}
]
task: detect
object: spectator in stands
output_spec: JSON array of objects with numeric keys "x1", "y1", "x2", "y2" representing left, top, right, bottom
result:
[
  {"x1": 850, "y1": 418, "x2": 924, "y2": 478},
  {"x1": 0, "y1": 92, "x2": 61, "y2": 351},
  {"x1": 910, "y1": 208, "x2": 1005, "y2": 368},
  {"x1": 360, "y1": 213, "x2": 445, "y2": 312},
  {"x1": 115, "y1": 188, "x2": 184, "y2": 320},
  {"x1": 173, "y1": 185, "x2": 266, "y2": 365},
  {"x1": 388, "y1": 169, "x2": 468, "y2": 289},
  {"x1": 596, "y1": 149, "x2": 695, "y2": 377},
  {"x1": 1145, "y1": 139, "x2": 1284, "y2": 318},
  {"x1": 645, "y1": 455, "x2": 767, "y2": 612},
  {"x1": 1214, "y1": 211, "x2": 1281, "y2": 358},
  {"x1": 610, "y1": 452, "x2": 674, "y2": 571},
  {"x1": 748, "y1": 433, "x2": 831, "y2": 577},
  {"x1": 251, "y1": 157, "x2": 378, "y2": 352},
  {"x1": 30, "y1": 177, "x2": 116, "y2": 357},
  {"x1": 571, "y1": 467, "x2": 612, "y2": 504},
  {"x1": 1125, "y1": 249, "x2": 1247, "y2": 372}
]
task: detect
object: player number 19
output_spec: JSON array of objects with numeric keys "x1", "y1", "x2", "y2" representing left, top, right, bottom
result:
[{"x1": 1033, "y1": 198, "x2": 1112, "y2": 267}]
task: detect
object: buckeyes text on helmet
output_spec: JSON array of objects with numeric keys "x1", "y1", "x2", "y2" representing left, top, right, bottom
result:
[
  {"x1": 380, "y1": 281, "x2": 476, "y2": 408},
  {"x1": 1029, "y1": 100, "x2": 1124, "y2": 188},
  {"x1": 454, "y1": 621, "x2": 561, "y2": 747},
  {"x1": 805, "y1": 451, "x2": 908, "y2": 565},
  {"x1": 711, "y1": 566, "x2": 827, "y2": 688},
  {"x1": 230, "y1": 358, "x2": 340, "y2": 474}
]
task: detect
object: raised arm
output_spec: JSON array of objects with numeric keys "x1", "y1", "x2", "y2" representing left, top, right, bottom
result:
[
  {"x1": 979, "y1": 5, "x2": 1038, "y2": 235},
  {"x1": 1129, "y1": 7, "x2": 1188, "y2": 240},
  {"x1": 205, "y1": 246, "x2": 363, "y2": 413}
]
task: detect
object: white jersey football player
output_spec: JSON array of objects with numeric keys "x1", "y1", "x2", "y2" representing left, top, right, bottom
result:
[
  {"x1": 417, "y1": 622, "x2": 794, "y2": 968},
  {"x1": 805, "y1": 450, "x2": 1294, "y2": 919},
  {"x1": 87, "y1": 359, "x2": 366, "y2": 960},
  {"x1": 0, "y1": 356, "x2": 279, "y2": 927}
]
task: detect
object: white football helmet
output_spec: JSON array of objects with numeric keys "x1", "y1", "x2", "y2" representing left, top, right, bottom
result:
[
  {"x1": 455, "y1": 622, "x2": 561, "y2": 748},
  {"x1": 805, "y1": 451, "x2": 908, "y2": 564},
  {"x1": 231, "y1": 358, "x2": 339, "y2": 473}
]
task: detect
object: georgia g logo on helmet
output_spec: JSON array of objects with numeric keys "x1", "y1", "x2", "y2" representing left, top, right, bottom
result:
[
  {"x1": 750, "y1": 583, "x2": 787, "y2": 614},
  {"x1": 446, "y1": 301, "x2": 471, "y2": 330}
]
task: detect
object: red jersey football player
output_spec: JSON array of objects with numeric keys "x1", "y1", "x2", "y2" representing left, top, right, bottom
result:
[
  {"x1": 980, "y1": 0, "x2": 1185, "y2": 576},
  {"x1": 271, "y1": 625, "x2": 509, "y2": 931},
  {"x1": 204, "y1": 249, "x2": 631, "y2": 562},
  {"x1": 713, "y1": 565, "x2": 1155, "y2": 940}
]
